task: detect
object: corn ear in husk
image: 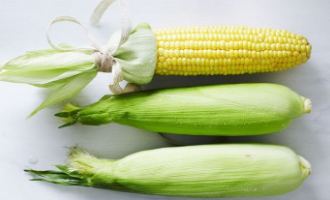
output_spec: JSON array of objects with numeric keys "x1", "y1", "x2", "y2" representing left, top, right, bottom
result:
[
  {"x1": 57, "y1": 83, "x2": 311, "y2": 136},
  {"x1": 25, "y1": 144, "x2": 311, "y2": 197}
]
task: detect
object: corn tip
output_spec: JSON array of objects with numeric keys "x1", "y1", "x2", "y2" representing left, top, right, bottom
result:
[
  {"x1": 303, "y1": 98, "x2": 312, "y2": 114},
  {"x1": 298, "y1": 155, "x2": 312, "y2": 176}
]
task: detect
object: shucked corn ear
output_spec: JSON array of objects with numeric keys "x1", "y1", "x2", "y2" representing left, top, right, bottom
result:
[
  {"x1": 0, "y1": 24, "x2": 311, "y2": 116},
  {"x1": 25, "y1": 144, "x2": 311, "y2": 197},
  {"x1": 154, "y1": 26, "x2": 312, "y2": 76},
  {"x1": 57, "y1": 83, "x2": 311, "y2": 136}
]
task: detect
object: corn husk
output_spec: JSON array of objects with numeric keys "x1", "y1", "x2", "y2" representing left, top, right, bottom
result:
[
  {"x1": 26, "y1": 144, "x2": 311, "y2": 197},
  {"x1": 57, "y1": 83, "x2": 311, "y2": 136}
]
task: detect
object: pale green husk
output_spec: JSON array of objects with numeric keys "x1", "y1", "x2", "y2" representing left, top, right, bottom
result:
[
  {"x1": 56, "y1": 83, "x2": 311, "y2": 136},
  {"x1": 0, "y1": 23, "x2": 156, "y2": 117},
  {"x1": 25, "y1": 144, "x2": 311, "y2": 197}
]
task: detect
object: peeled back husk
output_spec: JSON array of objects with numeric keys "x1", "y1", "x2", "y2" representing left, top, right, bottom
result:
[
  {"x1": 0, "y1": 23, "x2": 157, "y2": 117},
  {"x1": 25, "y1": 144, "x2": 311, "y2": 197},
  {"x1": 57, "y1": 83, "x2": 311, "y2": 136}
]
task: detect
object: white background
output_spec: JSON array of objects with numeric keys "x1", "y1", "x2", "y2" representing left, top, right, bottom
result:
[{"x1": 0, "y1": 0, "x2": 329, "y2": 199}]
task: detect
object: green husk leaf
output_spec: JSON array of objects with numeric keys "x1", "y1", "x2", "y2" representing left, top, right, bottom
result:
[
  {"x1": 0, "y1": 47, "x2": 94, "y2": 87},
  {"x1": 99, "y1": 94, "x2": 112, "y2": 101},
  {"x1": 2, "y1": 51, "x2": 93, "y2": 71},
  {"x1": 28, "y1": 69, "x2": 97, "y2": 117},
  {"x1": 0, "y1": 67, "x2": 89, "y2": 87},
  {"x1": 24, "y1": 169, "x2": 78, "y2": 180},
  {"x1": 29, "y1": 178, "x2": 88, "y2": 186},
  {"x1": 54, "y1": 112, "x2": 70, "y2": 118},
  {"x1": 55, "y1": 165, "x2": 85, "y2": 180},
  {"x1": 55, "y1": 103, "x2": 82, "y2": 126},
  {"x1": 58, "y1": 121, "x2": 78, "y2": 128},
  {"x1": 108, "y1": 23, "x2": 157, "y2": 85},
  {"x1": 25, "y1": 169, "x2": 89, "y2": 186},
  {"x1": 0, "y1": 45, "x2": 97, "y2": 116}
]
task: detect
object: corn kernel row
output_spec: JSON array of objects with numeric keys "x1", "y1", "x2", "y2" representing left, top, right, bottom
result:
[
  {"x1": 155, "y1": 26, "x2": 303, "y2": 38},
  {"x1": 157, "y1": 41, "x2": 311, "y2": 52},
  {"x1": 158, "y1": 49, "x2": 309, "y2": 59},
  {"x1": 156, "y1": 34, "x2": 307, "y2": 45},
  {"x1": 156, "y1": 64, "x2": 301, "y2": 76},
  {"x1": 158, "y1": 57, "x2": 306, "y2": 67}
]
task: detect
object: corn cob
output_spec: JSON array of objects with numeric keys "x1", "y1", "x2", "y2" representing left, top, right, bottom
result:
[
  {"x1": 154, "y1": 26, "x2": 311, "y2": 76},
  {"x1": 56, "y1": 83, "x2": 311, "y2": 136},
  {"x1": 0, "y1": 24, "x2": 312, "y2": 116},
  {"x1": 25, "y1": 144, "x2": 311, "y2": 197}
]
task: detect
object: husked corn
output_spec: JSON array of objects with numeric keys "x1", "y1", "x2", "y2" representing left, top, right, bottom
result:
[{"x1": 154, "y1": 26, "x2": 311, "y2": 76}]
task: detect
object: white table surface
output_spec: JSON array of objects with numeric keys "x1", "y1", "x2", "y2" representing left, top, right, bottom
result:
[{"x1": 0, "y1": 0, "x2": 329, "y2": 199}]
